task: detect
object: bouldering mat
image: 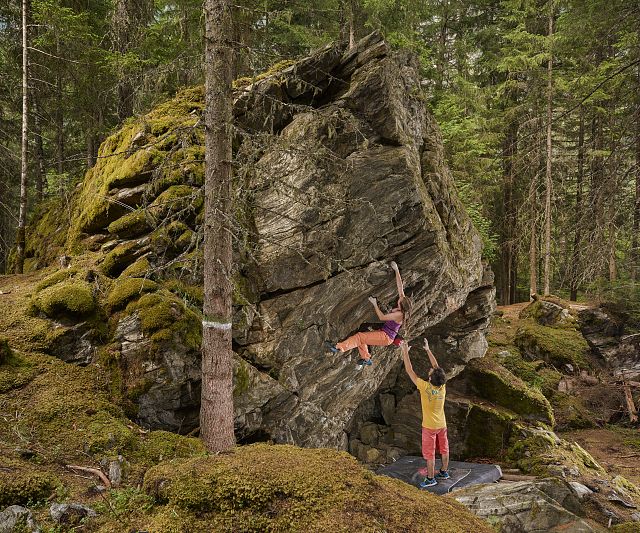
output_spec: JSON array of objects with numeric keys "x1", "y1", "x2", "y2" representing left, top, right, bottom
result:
[{"x1": 377, "y1": 456, "x2": 502, "y2": 495}]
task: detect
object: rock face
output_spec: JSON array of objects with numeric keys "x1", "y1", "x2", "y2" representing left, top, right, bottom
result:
[
  {"x1": 24, "y1": 33, "x2": 495, "y2": 452},
  {"x1": 579, "y1": 306, "x2": 640, "y2": 379},
  {"x1": 452, "y1": 478, "x2": 603, "y2": 532}
]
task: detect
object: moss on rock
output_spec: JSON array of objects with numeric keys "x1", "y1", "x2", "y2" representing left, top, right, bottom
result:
[
  {"x1": 466, "y1": 358, "x2": 554, "y2": 425},
  {"x1": 0, "y1": 470, "x2": 60, "y2": 506},
  {"x1": 139, "y1": 444, "x2": 492, "y2": 533},
  {"x1": 506, "y1": 425, "x2": 604, "y2": 477},
  {"x1": 125, "y1": 290, "x2": 201, "y2": 351},
  {"x1": 107, "y1": 277, "x2": 158, "y2": 311},
  {"x1": 108, "y1": 210, "x2": 153, "y2": 239},
  {"x1": 120, "y1": 256, "x2": 152, "y2": 278},
  {"x1": 514, "y1": 319, "x2": 591, "y2": 369},
  {"x1": 101, "y1": 241, "x2": 143, "y2": 277},
  {"x1": 33, "y1": 280, "x2": 96, "y2": 318}
]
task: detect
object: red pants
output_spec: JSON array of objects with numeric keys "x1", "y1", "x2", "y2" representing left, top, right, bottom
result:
[
  {"x1": 336, "y1": 330, "x2": 392, "y2": 361},
  {"x1": 422, "y1": 427, "x2": 449, "y2": 461}
]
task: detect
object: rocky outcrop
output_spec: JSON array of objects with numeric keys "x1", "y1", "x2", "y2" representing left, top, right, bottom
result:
[
  {"x1": 452, "y1": 478, "x2": 604, "y2": 532},
  {"x1": 579, "y1": 306, "x2": 640, "y2": 379},
  {"x1": 23, "y1": 33, "x2": 495, "y2": 451}
]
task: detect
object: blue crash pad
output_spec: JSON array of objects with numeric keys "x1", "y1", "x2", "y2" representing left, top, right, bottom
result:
[{"x1": 377, "y1": 456, "x2": 502, "y2": 495}]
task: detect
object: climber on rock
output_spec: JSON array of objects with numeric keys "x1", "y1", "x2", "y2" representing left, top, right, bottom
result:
[
  {"x1": 325, "y1": 261, "x2": 411, "y2": 370},
  {"x1": 400, "y1": 338, "x2": 449, "y2": 488}
]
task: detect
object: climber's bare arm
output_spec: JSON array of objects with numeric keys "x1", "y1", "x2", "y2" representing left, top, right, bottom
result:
[
  {"x1": 401, "y1": 341, "x2": 418, "y2": 385},
  {"x1": 390, "y1": 261, "x2": 405, "y2": 299},
  {"x1": 369, "y1": 297, "x2": 403, "y2": 322},
  {"x1": 424, "y1": 338, "x2": 439, "y2": 368}
]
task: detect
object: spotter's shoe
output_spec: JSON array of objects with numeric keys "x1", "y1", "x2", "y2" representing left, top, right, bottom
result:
[
  {"x1": 420, "y1": 477, "x2": 438, "y2": 488},
  {"x1": 436, "y1": 470, "x2": 450, "y2": 480}
]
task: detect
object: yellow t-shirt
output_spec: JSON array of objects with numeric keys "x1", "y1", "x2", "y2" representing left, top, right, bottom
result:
[{"x1": 416, "y1": 377, "x2": 446, "y2": 429}]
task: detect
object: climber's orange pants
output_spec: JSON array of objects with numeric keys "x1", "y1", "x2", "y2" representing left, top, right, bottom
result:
[{"x1": 336, "y1": 330, "x2": 392, "y2": 361}]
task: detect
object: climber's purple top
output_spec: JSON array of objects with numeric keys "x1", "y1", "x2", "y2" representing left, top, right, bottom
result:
[{"x1": 381, "y1": 319, "x2": 401, "y2": 340}]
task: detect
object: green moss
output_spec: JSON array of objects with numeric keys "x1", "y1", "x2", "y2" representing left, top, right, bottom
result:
[
  {"x1": 467, "y1": 358, "x2": 554, "y2": 425},
  {"x1": 23, "y1": 198, "x2": 70, "y2": 270},
  {"x1": 33, "y1": 280, "x2": 96, "y2": 317},
  {"x1": 464, "y1": 403, "x2": 516, "y2": 459},
  {"x1": 163, "y1": 279, "x2": 203, "y2": 308},
  {"x1": 135, "y1": 431, "x2": 206, "y2": 465},
  {"x1": 175, "y1": 229, "x2": 194, "y2": 251},
  {"x1": 35, "y1": 267, "x2": 78, "y2": 292},
  {"x1": 138, "y1": 444, "x2": 492, "y2": 533},
  {"x1": 611, "y1": 523, "x2": 640, "y2": 532},
  {"x1": 101, "y1": 241, "x2": 141, "y2": 277},
  {"x1": 125, "y1": 290, "x2": 202, "y2": 352},
  {"x1": 107, "y1": 277, "x2": 158, "y2": 311},
  {"x1": 121, "y1": 256, "x2": 152, "y2": 278},
  {"x1": 108, "y1": 210, "x2": 153, "y2": 238},
  {"x1": 506, "y1": 425, "x2": 604, "y2": 476},
  {"x1": 0, "y1": 336, "x2": 10, "y2": 364},
  {"x1": 233, "y1": 59, "x2": 296, "y2": 88},
  {"x1": 552, "y1": 393, "x2": 597, "y2": 430},
  {"x1": 0, "y1": 351, "x2": 37, "y2": 392},
  {"x1": 501, "y1": 352, "x2": 562, "y2": 397},
  {"x1": 0, "y1": 471, "x2": 60, "y2": 506},
  {"x1": 86, "y1": 411, "x2": 137, "y2": 453},
  {"x1": 149, "y1": 185, "x2": 199, "y2": 219},
  {"x1": 514, "y1": 319, "x2": 591, "y2": 369}
]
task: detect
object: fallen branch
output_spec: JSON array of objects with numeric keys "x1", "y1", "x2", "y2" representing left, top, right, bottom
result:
[
  {"x1": 66, "y1": 465, "x2": 111, "y2": 488},
  {"x1": 500, "y1": 473, "x2": 538, "y2": 481}
]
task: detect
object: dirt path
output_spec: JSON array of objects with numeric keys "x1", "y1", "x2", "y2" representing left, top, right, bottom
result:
[{"x1": 561, "y1": 428, "x2": 640, "y2": 485}]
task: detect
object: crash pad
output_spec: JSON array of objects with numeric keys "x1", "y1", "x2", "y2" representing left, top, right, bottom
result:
[{"x1": 377, "y1": 456, "x2": 502, "y2": 495}]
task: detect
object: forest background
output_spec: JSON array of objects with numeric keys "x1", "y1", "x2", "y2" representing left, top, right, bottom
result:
[{"x1": 1, "y1": 0, "x2": 639, "y2": 309}]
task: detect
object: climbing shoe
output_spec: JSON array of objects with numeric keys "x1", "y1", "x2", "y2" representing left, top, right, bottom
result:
[
  {"x1": 355, "y1": 358, "x2": 372, "y2": 370},
  {"x1": 324, "y1": 341, "x2": 339, "y2": 354},
  {"x1": 436, "y1": 470, "x2": 450, "y2": 479},
  {"x1": 420, "y1": 477, "x2": 437, "y2": 488}
]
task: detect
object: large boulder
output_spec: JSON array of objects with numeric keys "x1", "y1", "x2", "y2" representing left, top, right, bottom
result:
[
  {"x1": 25, "y1": 33, "x2": 495, "y2": 451},
  {"x1": 579, "y1": 307, "x2": 640, "y2": 379},
  {"x1": 452, "y1": 478, "x2": 604, "y2": 532}
]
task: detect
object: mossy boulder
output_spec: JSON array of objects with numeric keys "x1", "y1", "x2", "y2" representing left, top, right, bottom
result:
[
  {"x1": 140, "y1": 444, "x2": 493, "y2": 533},
  {"x1": 507, "y1": 425, "x2": 604, "y2": 477},
  {"x1": 465, "y1": 357, "x2": 554, "y2": 425},
  {"x1": 107, "y1": 277, "x2": 158, "y2": 311},
  {"x1": 499, "y1": 350, "x2": 562, "y2": 398},
  {"x1": 515, "y1": 319, "x2": 591, "y2": 369},
  {"x1": 108, "y1": 210, "x2": 153, "y2": 239},
  {"x1": 0, "y1": 470, "x2": 60, "y2": 506},
  {"x1": 33, "y1": 280, "x2": 96, "y2": 318},
  {"x1": 101, "y1": 240, "x2": 146, "y2": 278},
  {"x1": 463, "y1": 402, "x2": 517, "y2": 459},
  {"x1": 519, "y1": 297, "x2": 576, "y2": 327}
]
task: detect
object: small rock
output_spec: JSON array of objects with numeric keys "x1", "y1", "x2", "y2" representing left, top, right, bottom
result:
[
  {"x1": 630, "y1": 512, "x2": 640, "y2": 522},
  {"x1": 365, "y1": 447, "x2": 382, "y2": 464},
  {"x1": 50, "y1": 503, "x2": 97, "y2": 525},
  {"x1": 0, "y1": 505, "x2": 40, "y2": 533},
  {"x1": 108, "y1": 455, "x2": 126, "y2": 488},
  {"x1": 497, "y1": 350, "x2": 511, "y2": 359},
  {"x1": 566, "y1": 466, "x2": 580, "y2": 477},
  {"x1": 359, "y1": 422, "x2": 380, "y2": 446},
  {"x1": 568, "y1": 481, "x2": 593, "y2": 499},
  {"x1": 564, "y1": 363, "x2": 574, "y2": 373}
]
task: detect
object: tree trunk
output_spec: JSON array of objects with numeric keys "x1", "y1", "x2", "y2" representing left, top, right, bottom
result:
[
  {"x1": 55, "y1": 37, "x2": 64, "y2": 175},
  {"x1": 543, "y1": 10, "x2": 553, "y2": 296},
  {"x1": 529, "y1": 173, "x2": 538, "y2": 299},
  {"x1": 201, "y1": 0, "x2": 235, "y2": 453},
  {"x1": 570, "y1": 108, "x2": 584, "y2": 301},
  {"x1": 15, "y1": 0, "x2": 29, "y2": 274},
  {"x1": 33, "y1": 97, "x2": 45, "y2": 202},
  {"x1": 632, "y1": 63, "x2": 640, "y2": 282},
  {"x1": 501, "y1": 120, "x2": 518, "y2": 304}
]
